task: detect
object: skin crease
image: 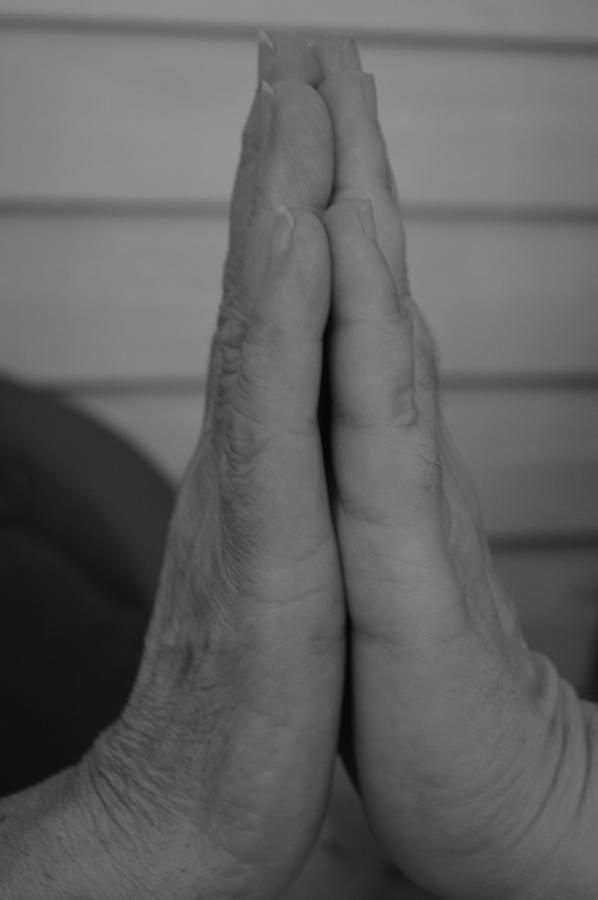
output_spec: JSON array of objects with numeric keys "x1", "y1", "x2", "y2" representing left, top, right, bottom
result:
[
  {"x1": 1, "y1": 29, "x2": 597, "y2": 900},
  {"x1": 84, "y1": 75, "x2": 344, "y2": 900},
  {"x1": 1, "y1": 35, "x2": 344, "y2": 900},
  {"x1": 313, "y1": 37, "x2": 598, "y2": 900}
]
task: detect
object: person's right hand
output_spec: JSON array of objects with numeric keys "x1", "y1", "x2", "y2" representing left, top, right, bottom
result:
[
  {"x1": 32, "y1": 34, "x2": 342, "y2": 900},
  {"x1": 316, "y1": 37, "x2": 598, "y2": 899}
]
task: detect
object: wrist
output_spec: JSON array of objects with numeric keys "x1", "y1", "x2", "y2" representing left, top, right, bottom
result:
[
  {"x1": 78, "y1": 722, "x2": 251, "y2": 900},
  {"x1": 0, "y1": 734, "x2": 245, "y2": 900},
  {"x1": 508, "y1": 658, "x2": 598, "y2": 899},
  {"x1": 0, "y1": 763, "x2": 113, "y2": 899}
]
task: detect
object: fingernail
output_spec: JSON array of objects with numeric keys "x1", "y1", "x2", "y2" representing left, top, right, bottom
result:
[
  {"x1": 340, "y1": 36, "x2": 362, "y2": 71},
  {"x1": 260, "y1": 80, "x2": 276, "y2": 143},
  {"x1": 258, "y1": 28, "x2": 275, "y2": 83},
  {"x1": 362, "y1": 73, "x2": 378, "y2": 120},
  {"x1": 272, "y1": 206, "x2": 295, "y2": 255},
  {"x1": 358, "y1": 200, "x2": 377, "y2": 240}
]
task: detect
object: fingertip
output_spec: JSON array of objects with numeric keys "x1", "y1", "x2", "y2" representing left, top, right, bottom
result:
[
  {"x1": 313, "y1": 33, "x2": 363, "y2": 77},
  {"x1": 256, "y1": 79, "x2": 334, "y2": 211},
  {"x1": 258, "y1": 28, "x2": 322, "y2": 86},
  {"x1": 258, "y1": 28, "x2": 275, "y2": 84},
  {"x1": 342, "y1": 36, "x2": 363, "y2": 71},
  {"x1": 318, "y1": 71, "x2": 390, "y2": 199}
]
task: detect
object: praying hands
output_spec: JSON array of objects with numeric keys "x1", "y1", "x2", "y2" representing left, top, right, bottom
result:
[{"x1": 2, "y1": 30, "x2": 597, "y2": 900}]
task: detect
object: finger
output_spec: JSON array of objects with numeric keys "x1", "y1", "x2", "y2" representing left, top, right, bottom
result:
[
  {"x1": 326, "y1": 199, "x2": 414, "y2": 432},
  {"x1": 312, "y1": 33, "x2": 363, "y2": 78},
  {"x1": 253, "y1": 79, "x2": 333, "y2": 213},
  {"x1": 315, "y1": 58, "x2": 392, "y2": 203},
  {"x1": 314, "y1": 57, "x2": 404, "y2": 283},
  {"x1": 325, "y1": 199, "x2": 443, "y2": 573},
  {"x1": 314, "y1": 33, "x2": 402, "y2": 197},
  {"x1": 205, "y1": 74, "x2": 334, "y2": 433},
  {"x1": 221, "y1": 78, "x2": 333, "y2": 344},
  {"x1": 315, "y1": 39, "x2": 440, "y2": 422},
  {"x1": 219, "y1": 206, "x2": 334, "y2": 574},
  {"x1": 215, "y1": 32, "x2": 322, "y2": 422},
  {"x1": 332, "y1": 73, "x2": 392, "y2": 197},
  {"x1": 263, "y1": 28, "x2": 323, "y2": 84},
  {"x1": 234, "y1": 206, "x2": 330, "y2": 439},
  {"x1": 228, "y1": 30, "x2": 322, "y2": 253}
]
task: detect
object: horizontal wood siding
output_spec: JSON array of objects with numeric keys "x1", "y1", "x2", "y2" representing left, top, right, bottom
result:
[
  {"x1": 1, "y1": 3, "x2": 597, "y2": 688},
  {"x1": 1, "y1": 32, "x2": 597, "y2": 209},
  {"x1": 1, "y1": 1, "x2": 598, "y2": 44},
  {"x1": 63, "y1": 388, "x2": 598, "y2": 538},
  {"x1": 2, "y1": 215, "x2": 597, "y2": 381}
]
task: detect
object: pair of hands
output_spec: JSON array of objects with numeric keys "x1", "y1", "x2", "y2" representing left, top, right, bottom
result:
[{"x1": 7, "y1": 30, "x2": 595, "y2": 900}]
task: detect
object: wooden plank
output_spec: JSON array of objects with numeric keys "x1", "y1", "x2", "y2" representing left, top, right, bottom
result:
[
  {"x1": 0, "y1": 216, "x2": 221, "y2": 383},
  {"x1": 445, "y1": 389, "x2": 598, "y2": 537},
  {"x1": 1, "y1": 0, "x2": 598, "y2": 45},
  {"x1": 405, "y1": 220, "x2": 598, "y2": 377},
  {"x1": 2, "y1": 215, "x2": 597, "y2": 382},
  {"x1": 65, "y1": 387, "x2": 598, "y2": 538},
  {"x1": 1, "y1": 31, "x2": 597, "y2": 209}
]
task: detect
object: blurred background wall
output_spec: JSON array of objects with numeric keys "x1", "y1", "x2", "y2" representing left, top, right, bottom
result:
[{"x1": 1, "y1": 1, "x2": 597, "y2": 690}]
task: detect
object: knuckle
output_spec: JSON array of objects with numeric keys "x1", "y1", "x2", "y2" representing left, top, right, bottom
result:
[
  {"x1": 208, "y1": 285, "x2": 256, "y2": 433},
  {"x1": 337, "y1": 484, "x2": 391, "y2": 529},
  {"x1": 242, "y1": 305, "x2": 284, "y2": 357},
  {"x1": 209, "y1": 315, "x2": 278, "y2": 494},
  {"x1": 219, "y1": 465, "x2": 267, "y2": 586},
  {"x1": 332, "y1": 398, "x2": 385, "y2": 433},
  {"x1": 221, "y1": 261, "x2": 253, "y2": 325},
  {"x1": 414, "y1": 432, "x2": 444, "y2": 498},
  {"x1": 223, "y1": 396, "x2": 269, "y2": 475},
  {"x1": 215, "y1": 285, "x2": 250, "y2": 360},
  {"x1": 218, "y1": 401, "x2": 271, "y2": 538},
  {"x1": 212, "y1": 330, "x2": 240, "y2": 387}
]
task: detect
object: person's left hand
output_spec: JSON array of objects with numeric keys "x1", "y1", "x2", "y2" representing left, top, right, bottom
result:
[{"x1": 314, "y1": 38, "x2": 598, "y2": 899}]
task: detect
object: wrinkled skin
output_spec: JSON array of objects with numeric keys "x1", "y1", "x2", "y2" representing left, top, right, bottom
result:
[
  {"x1": 2, "y1": 30, "x2": 597, "y2": 900},
  {"x1": 314, "y1": 39, "x2": 598, "y2": 900},
  {"x1": 84, "y1": 45, "x2": 343, "y2": 900},
  {"x1": 0, "y1": 34, "x2": 344, "y2": 900}
]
